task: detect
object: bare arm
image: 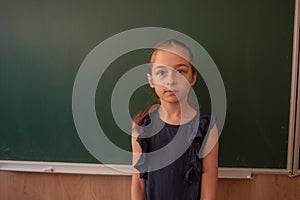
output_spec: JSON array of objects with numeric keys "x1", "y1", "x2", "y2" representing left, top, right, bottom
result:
[
  {"x1": 200, "y1": 124, "x2": 219, "y2": 200},
  {"x1": 131, "y1": 124, "x2": 146, "y2": 200}
]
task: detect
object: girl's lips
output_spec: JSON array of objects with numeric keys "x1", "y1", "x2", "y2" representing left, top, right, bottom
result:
[{"x1": 165, "y1": 90, "x2": 178, "y2": 93}]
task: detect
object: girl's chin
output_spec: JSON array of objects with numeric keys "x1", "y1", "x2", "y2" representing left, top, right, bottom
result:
[{"x1": 161, "y1": 96, "x2": 186, "y2": 104}]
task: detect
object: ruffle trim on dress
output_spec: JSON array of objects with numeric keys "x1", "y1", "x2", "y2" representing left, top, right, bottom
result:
[
  {"x1": 134, "y1": 115, "x2": 152, "y2": 179},
  {"x1": 134, "y1": 153, "x2": 148, "y2": 179},
  {"x1": 185, "y1": 147, "x2": 201, "y2": 184},
  {"x1": 185, "y1": 115, "x2": 215, "y2": 184}
]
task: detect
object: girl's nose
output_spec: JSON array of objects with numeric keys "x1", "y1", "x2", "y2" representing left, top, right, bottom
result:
[{"x1": 165, "y1": 70, "x2": 177, "y2": 86}]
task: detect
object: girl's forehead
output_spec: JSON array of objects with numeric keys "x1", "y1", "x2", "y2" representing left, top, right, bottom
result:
[{"x1": 151, "y1": 49, "x2": 192, "y2": 67}]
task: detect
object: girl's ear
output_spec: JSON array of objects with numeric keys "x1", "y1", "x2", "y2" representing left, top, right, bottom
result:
[
  {"x1": 147, "y1": 73, "x2": 155, "y2": 88},
  {"x1": 190, "y1": 71, "x2": 197, "y2": 86}
]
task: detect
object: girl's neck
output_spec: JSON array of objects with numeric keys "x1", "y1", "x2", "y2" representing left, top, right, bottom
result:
[{"x1": 158, "y1": 101, "x2": 196, "y2": 125}]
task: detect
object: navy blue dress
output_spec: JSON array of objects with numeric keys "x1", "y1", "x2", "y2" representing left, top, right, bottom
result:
[{"x1": 134, "y1": 110, "x2": 214, "y2": 200}]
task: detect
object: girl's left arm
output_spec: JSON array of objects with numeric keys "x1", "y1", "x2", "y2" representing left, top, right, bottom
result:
[{"x1": 200, "y1": 124, "x2": 219, "y2": 200}]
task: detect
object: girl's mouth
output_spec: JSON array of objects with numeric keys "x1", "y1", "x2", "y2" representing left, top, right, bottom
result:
[{"x1": 165, "y1": 90, "x2": 178, "y2": 94}]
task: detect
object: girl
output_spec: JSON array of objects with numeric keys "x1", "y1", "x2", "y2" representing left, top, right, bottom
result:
[{"x1": 131, "y1": 40, "x2": 218, "y2": 200}]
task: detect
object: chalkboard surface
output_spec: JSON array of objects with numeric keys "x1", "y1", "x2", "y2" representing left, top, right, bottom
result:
[{"x1": 0, "y1": 0, "x2": 295, "y2": 169}]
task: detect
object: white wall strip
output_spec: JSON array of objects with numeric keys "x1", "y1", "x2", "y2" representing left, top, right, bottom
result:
[{"x1": 0, "y1": 160, "x2": 291, "y2": 179}]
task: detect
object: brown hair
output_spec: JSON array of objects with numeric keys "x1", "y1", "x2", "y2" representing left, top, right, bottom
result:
[{"x1": 133, "y1": 39, "x2": 197, "y2": 126}]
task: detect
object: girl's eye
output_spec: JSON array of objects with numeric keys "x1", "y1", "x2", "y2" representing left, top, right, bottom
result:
[
  {"x1": 156, "y1": 70, "x2": 166, "y2": 76},
  {"x1": 177, "y1": 70, "x2": 185, "y2": 74}
]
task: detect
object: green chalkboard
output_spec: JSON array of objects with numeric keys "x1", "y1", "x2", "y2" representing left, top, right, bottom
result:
[{"x1": 0, "y1": 0, "x2": 295, "y2": 169}]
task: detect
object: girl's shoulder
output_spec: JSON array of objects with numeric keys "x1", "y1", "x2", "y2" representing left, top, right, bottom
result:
[
  {"x1": 199, "y1": 114, "x2": 215, "y2": 133},
  {"x1": 140, "y1": 114, "x2": 152, "y2": 127}
]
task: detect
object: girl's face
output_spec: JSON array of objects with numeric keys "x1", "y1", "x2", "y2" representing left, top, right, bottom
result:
[{"x1": 148, "y1": 49, "x2": 197, "y2": 104}]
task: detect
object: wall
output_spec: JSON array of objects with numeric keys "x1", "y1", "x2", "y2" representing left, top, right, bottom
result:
[{"x1": 0, "y1": 171, "x2": 299, "y2": 200}]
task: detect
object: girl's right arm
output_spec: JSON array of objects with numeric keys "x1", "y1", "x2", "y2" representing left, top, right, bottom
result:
[{"x1": 131, "y1": 124, "x2": 146, "y2": 200}]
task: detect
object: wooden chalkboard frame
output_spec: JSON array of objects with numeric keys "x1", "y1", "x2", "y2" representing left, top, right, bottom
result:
[{"x1": 291, "y1": 0, "x2": 300, "y2": 177}]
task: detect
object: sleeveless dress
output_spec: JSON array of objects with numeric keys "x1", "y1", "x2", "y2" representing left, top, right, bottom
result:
[{"x1": 134, "y1": 110, "x2": 215, "y2": 200}]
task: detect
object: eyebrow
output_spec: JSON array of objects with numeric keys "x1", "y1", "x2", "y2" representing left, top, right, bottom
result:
[
  {"x1": 152, "y1": 65, "x2": 167, "y2": 69},
  {"x1": 174, "y1": 64, "x2": 189, "y2": 68},
  {"x1": 153, "y1": 64, "x2": 189, "y2": 69}
]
